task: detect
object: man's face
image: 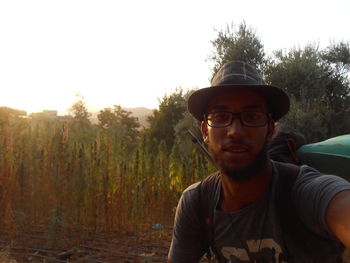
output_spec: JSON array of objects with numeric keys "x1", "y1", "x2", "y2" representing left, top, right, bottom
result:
[{"x1": 201, "y1": 90, "x2": 275, "y2": 180}]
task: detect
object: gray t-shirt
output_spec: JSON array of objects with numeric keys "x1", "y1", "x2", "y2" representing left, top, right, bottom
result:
[{"x1": 168, "y1": 163, "x2": 350, "y2": 262}]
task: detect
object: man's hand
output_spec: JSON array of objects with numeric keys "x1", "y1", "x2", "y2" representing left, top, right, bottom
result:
[{"x1": 326, "y1": 190, "x2": 350, "y2": 248}]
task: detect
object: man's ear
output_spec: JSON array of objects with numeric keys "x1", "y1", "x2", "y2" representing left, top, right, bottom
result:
[{"x1": 201, "y1": 121, "x2": 209, "y2": 143}]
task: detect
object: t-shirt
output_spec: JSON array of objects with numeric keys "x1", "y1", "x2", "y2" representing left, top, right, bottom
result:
[{"x1": 168, "y1": 162, "x2": 350, "y2": 263}]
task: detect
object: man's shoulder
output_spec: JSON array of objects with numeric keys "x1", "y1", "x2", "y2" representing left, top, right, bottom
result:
[
  {"x1": 272, "y1": 161, "x2": 343, "y2": 182},
  {"x1": 272, "y1": 161, "x2": 350, "y2": 191},
  {"x1": 183, "y1": 172, "x2": 220, "y2": 193},
  {"x1": 183, "y1": 181, "x2": 201, "y2": 193},
  {"x1": 181, "y1": 172, "x2": 221, "y2": 205},
  {"x1": 297, "y1": 164, "x2": 350, "y2": 184}
]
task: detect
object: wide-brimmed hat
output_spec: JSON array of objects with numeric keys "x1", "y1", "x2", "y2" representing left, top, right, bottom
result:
[{"x1": 188, "y1": 61, "x2": 290, "y2": 121}]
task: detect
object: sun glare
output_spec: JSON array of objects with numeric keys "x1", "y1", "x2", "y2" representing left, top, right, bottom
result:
[{"x1": 1, "y1": 91, "x2": 74, "y2": 115}]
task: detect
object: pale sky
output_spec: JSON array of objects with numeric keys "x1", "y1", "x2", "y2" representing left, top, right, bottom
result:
[{"x1": 0, "y1": 0, "x2": 349, "y2": 114}]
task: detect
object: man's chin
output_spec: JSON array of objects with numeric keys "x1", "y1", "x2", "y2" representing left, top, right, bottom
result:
[
  {"x1": 220, "y1": 163, "x2": 262, "y2": 180},
  {"x1": 213, "y1": 141, "x2": 269, "y2": 181}
]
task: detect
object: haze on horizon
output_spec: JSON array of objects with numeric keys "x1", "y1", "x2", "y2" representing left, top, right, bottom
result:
[{"x1": 1, "y1": 0, "x2": 349, "y2": 115}]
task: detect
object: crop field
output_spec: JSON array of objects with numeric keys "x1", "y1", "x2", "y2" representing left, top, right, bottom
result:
[{"x1": 0, "y1": 105, "x2": 212, "y2": 262}]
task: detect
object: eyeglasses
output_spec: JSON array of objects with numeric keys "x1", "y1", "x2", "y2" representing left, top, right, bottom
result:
[{"x1": 205, "y1": 111, "x2": 269, "y2": 128}]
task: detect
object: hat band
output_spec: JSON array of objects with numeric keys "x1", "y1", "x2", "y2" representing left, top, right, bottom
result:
[{"x1": 214, "y1": 74, "x2": 265, "y2": 86}]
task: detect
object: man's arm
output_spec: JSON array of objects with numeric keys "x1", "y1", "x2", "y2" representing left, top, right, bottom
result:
[
  {"x1": 326, "y1": 190, "x2": 350, "y2": 248},
  {"x1": 292, "y1": 166, "x2": 350, "y2": 241},
  {"x1": 168, "y1": 183, "x2": 207, "y2": 263}
]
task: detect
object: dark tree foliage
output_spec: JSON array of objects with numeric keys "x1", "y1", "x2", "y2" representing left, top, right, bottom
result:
[
  {"x1": 68, "y1": 95, "x2": 95, "y2": 145},
  {"x1": 98, "y1": 105, "x2": 140, "y2": 153},
  {"x1": 265, "y1": 43, "x2": 350, "y2": 141},
  {"x1": 146, "y1": 88, "x2": 187, "y2": 153},
  {"x1": 208, "y1": 21, "x2": 266, "y2": 79},
  {"x1": 114, "y1": 105, "x2": 140, "y2": 139},
  {"x1": 70, "y1": 96, "x2": 91, "y2": 125},
  {"x1": 98, "y1": 105, "x2": 139, "y2": 134},
  {"x1": 321, "y1": 41, "x2": 350, "y2": 71},
  {"x1": 265, "y1": 46, "x2": 326, "y2": 101},
  {"x1": 97, "y1": 108, "x2": 116, "y2": 130}
]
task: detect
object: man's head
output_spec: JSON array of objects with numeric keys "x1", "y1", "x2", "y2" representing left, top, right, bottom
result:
[{"x1": 187, "y1": 61, "x2": 290, "y2": 180}]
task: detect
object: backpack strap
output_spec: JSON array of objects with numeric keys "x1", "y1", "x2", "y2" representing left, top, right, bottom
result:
[
  {"x1": 198, "y1": 171, "x2": 220, "y2": 260},
  {"x1": 274, "y1": 161, "x2": 344, "y2": 262},
  {"x1": 273, "y1": 161, "x2": 300, "y2": 261}
]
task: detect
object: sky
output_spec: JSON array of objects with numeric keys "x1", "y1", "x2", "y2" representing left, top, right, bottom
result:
[{"x1": 0, "y1": 0, "x2": 349, "y2": 115}]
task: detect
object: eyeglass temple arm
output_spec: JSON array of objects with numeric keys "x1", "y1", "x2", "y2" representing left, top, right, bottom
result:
[{"x1": 187, "y1": 129, "x2": 216, "y2": 167}]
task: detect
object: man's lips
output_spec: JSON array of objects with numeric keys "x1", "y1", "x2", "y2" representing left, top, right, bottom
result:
[{"x1": 222, "y1": 144, "x2": 249, "y2": 153}]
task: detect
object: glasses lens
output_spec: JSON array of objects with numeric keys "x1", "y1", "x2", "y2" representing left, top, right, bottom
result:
[
  {"x1": 241, "y1": 112, "x2": 267, "y2": 126},
  {"x1": 207, "y1": 111, "x2": 232, "y2": 127},
  {"x1": 206, "y1": 111, "x2": 268, "y2": 127}
]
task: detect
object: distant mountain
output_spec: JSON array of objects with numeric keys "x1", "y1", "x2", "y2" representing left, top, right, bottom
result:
[
  {"x1": 90, "y1": 106, "x2": 153, "y2": 129},
  {"x1": 124, "y1": 107, "x2": 153, "y2": 128}
]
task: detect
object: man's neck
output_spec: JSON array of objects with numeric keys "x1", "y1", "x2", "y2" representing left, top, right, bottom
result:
[{"x1": 219, "y1": 162, "x2": 273, "y2": 212}]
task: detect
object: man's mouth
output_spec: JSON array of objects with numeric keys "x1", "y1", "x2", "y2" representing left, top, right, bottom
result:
[{"x1": 223, "y1": 144, "x2": 249, "y2": 153}]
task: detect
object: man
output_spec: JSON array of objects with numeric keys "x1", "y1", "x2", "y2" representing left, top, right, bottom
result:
[{"x1": 168, "y1": 61, "x2": 350, "y2": 262}]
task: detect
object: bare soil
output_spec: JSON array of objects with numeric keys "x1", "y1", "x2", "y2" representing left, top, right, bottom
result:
[
  {"x1": 0, "y1": 223, "x2": 173, "y2": 263},
  {"x1": 1, "y1": 224, "x2": 349, "y2": 263}
]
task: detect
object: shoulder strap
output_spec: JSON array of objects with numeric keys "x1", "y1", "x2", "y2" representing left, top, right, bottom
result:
[
  {"x1": 270, "y1": 162, "x2": 299, "y2": 262},
  {"x1": 274, "y1": 161, "x2": 344, "y2": 262},
  {"x1": 198, "y1": 171, "x2": 220, "y2": 260},
  {"x1": 274, "y1": 161, "x2": 300, "y2": 195}
]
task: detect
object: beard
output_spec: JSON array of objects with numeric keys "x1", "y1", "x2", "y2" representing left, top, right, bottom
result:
[{"x1": 209, "y1": 137, "x2": 269, "y2": 181}]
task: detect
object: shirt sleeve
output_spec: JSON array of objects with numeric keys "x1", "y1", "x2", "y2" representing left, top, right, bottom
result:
[
  {"x1": 291, "y1": 165, "x2": 350, "y2": 238},
  {"x1": 168, "y1": 182, "x2": 207, "y2": 263}
]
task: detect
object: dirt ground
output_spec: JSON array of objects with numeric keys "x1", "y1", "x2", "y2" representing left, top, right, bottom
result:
[
  {"x1": 0, "y1": 222, "x2": 174, "y2": 263},
  {"x1": 1, "y1": 225, "x2": 349, "y2": 263}
]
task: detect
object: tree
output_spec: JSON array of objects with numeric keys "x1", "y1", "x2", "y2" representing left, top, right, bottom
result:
[
  {"x1": 208, "y1": 21, "x2": 266, "y2": 79},
  {"x1": 68, "y1": 94, "x2": 95, "y2": 144},
  {"x1": 320, "y1": 41, "x2": 350, "y2": 112},
  {"x1": 114, "y1": 105, "x2": 140, "y2": 142},
  {"x1": 265, "y1": 42, "x2": 350, "y2": 141},
  {"x1": 146, "y1": 88, "x2": 187, "y2": 153},
  {"x1": 97, "y1": 108, "x2": 117, "y2": 130},
  {"x1": 97, "y1": 105, "x2": 140, "y2": 154},
  {"x1": 321, "y1": 41, "x2": 350, "y2": 71},
  {"x1": 265, "y1": 46, "x2": 326, "y2": 101},
  {"x1": 69, "y1": 94, "x2": 91, "y2": 125}
]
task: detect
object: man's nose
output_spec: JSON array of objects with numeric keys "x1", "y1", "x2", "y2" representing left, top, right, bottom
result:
[{"x1": 226, "y1": 117, "x2": 245, "y2": 138}]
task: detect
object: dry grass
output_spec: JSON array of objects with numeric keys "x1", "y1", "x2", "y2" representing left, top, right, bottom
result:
[{"x1": 0, "y1": 249, "x2": 17, "y2": 263}]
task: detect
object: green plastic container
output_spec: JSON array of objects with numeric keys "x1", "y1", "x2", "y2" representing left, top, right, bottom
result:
[{"x1": 297, "y1": 134, "x2": 350, "y2": 181}]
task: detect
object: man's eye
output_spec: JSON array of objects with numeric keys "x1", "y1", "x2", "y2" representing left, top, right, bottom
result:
[
  {"x1": 244, "y1": 112, "x2": 262, "y2": 121},
  {"x1": 211, "y1": 113, "x2": 230, "y2": 121}
]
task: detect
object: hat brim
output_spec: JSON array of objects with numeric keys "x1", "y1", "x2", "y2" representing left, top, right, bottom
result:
[{"x1": 188, "y1": 84, "x2": 290, "y2": 121}]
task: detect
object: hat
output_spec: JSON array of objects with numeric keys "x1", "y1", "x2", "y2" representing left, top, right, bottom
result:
[{"x1": 188, "y1": 61, "x2": 290, "y2": 121}]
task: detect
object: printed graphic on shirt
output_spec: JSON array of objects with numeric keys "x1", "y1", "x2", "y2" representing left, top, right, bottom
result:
[{"x1": 220, "y1": 238, "x2": 287, "y2": 263}]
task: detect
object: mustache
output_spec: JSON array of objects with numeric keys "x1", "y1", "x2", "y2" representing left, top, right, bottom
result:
[{"x1": 221, "y1": 140, "x2": 250, "y2": 150}]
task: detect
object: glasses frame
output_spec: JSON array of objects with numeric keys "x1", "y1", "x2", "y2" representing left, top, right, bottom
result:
[{"x1": 204, "y1": 110, "x2": 270, "y2": 128}]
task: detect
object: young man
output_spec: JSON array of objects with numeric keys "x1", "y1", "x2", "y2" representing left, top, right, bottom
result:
[{"x1": 168, "y1": 61, "x2": 350, "y2": 262}]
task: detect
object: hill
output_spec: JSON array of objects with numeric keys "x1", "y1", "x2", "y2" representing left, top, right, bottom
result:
[{"x1": 124, "y1": 107, "x2": 153, "y2": 129}]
